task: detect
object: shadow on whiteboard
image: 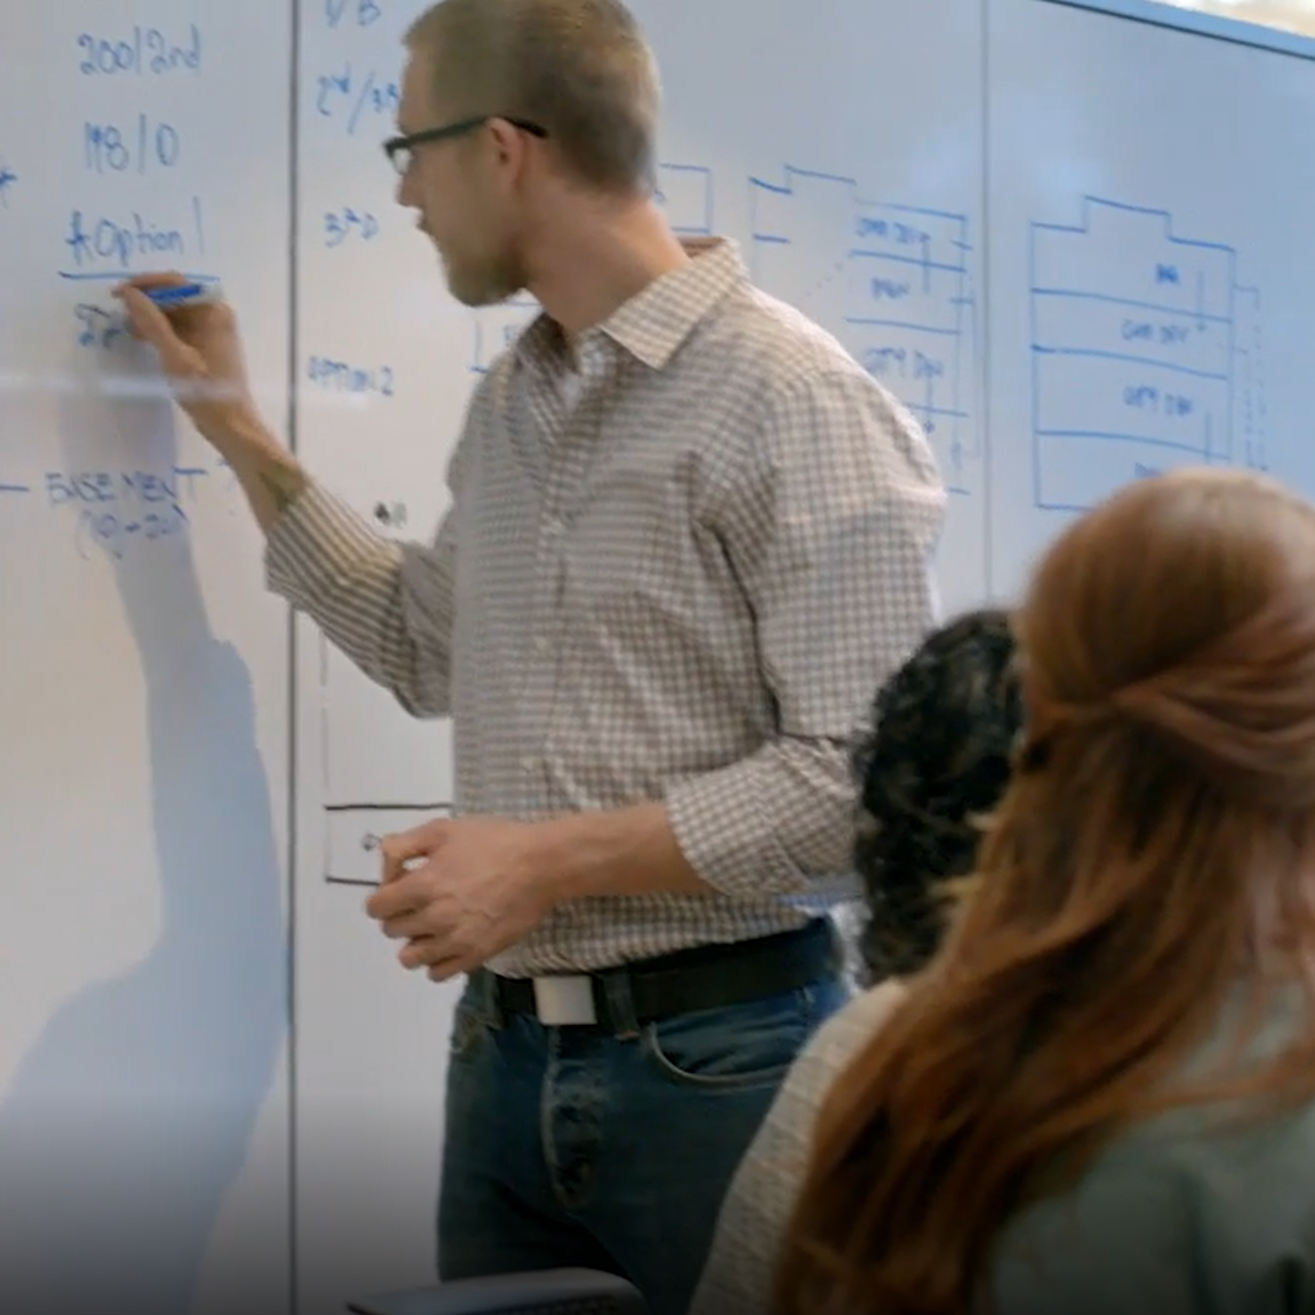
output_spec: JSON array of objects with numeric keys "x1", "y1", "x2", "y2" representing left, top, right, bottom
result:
[{"x1": 0, "y1": 364, "x2": 286, "y2": 1314}]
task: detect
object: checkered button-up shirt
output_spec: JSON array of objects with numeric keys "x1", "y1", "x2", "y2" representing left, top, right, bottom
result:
[{"x1": 266, "y1": 238, "x2": 946, "y2": 976}]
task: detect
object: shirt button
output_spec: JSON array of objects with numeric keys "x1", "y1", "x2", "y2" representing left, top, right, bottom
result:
[
  {"x1": 520, "y1": 755, "x2": 538, "y2": 772},
  {"x1": 532, "y1": 635, "x2": 549, "y2": 653}
]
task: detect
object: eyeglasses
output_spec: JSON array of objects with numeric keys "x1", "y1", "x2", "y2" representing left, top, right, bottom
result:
[{"x1": 383, "y1": 115, "x2": 548, "y2": 175}]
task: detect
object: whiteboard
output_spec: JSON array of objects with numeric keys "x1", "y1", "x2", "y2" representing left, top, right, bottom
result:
[
  {"x1": 987, "y1": 0, "x2": 1315, "y2": 597},
  {"x1": 290, "y1": 0, "x2": 984, "y2": 1304},
  {"x1": 6, "y1": 1, "x2": 1315, "y2": 1313},
  {"x1": 0, "y1": 5, "x2": 292, "y2": 1315},
  {"x1": 292, "y1": 4, "x2": 461, "y2": 1303}
]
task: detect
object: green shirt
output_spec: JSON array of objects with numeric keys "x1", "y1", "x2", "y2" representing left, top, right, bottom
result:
[{"x1": 692, "y1": 984, "x2": 1315, "y2": 1315}]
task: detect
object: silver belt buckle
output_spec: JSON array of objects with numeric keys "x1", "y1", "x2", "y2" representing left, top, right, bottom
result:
[{"x1": 532, "y1": 974, "x2": 598, "y2": 1026}]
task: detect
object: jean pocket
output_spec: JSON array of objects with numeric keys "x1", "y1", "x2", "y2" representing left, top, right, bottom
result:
[
  {"x1": 642, "y1": 985, "x2": 821, "y2": 1091},
  {"x1": 447, "y1": 998, "x2": 488, "y2": 1063}
]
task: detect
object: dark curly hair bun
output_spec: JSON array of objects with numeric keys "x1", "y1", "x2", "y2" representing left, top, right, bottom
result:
[{"x1": 850, "y1": 608, "x2": 1023, "y2": 982}]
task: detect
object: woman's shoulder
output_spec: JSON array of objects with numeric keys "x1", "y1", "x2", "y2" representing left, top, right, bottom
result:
[
  {"x1": 994, "y1": 998, "x2": 1315, "y2": 1315},
  {"x1": 995, "y1": 1101, "x2": 1315, "y2": 1315}
]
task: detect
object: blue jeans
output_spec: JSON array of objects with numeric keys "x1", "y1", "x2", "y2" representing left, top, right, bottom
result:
[{"x1": 437, "y1": 966, "x2": 847, "y2": 1315}]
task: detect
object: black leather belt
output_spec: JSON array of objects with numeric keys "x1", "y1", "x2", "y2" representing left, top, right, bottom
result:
[{"x1": 479, "y1": 918, "x2": 840, "y2": 1028}]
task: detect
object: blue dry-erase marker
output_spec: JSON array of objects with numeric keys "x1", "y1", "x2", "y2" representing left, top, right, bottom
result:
[{"x1": 143, "y1": 280, "x2": 224, "y2": 308}]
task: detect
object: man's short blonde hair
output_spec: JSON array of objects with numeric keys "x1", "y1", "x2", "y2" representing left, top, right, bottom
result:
[{"x1": 405, "y1": 0, "x2": 660, "y2": 194}]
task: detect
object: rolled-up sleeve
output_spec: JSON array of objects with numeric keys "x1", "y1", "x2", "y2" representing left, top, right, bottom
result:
[
  {"x1": 665, "y1": 369, "x2": 945, "y2": 897},
  {"x1": 264, "y1": 482, "x2": 458, "y2": 719}
]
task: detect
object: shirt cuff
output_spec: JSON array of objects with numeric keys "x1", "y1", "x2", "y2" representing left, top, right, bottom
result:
[{"x1": 665, "y1": 742, "x2": 852, "y2": 899}]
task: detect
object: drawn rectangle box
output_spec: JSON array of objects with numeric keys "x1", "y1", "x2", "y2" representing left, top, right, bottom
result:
[
  {"x1": 1031, "y1": 207, "x2": 1233, "y2": 320},
  {"x1": 845, "y1": 245, "x2": 961, "y2": 405},
  {"x1": 1032, "y1": 293, "x2": 1229, "y2": 376},
  {"x1": 656, "y1": 163, "x2": 713, "y2": 235},
  {"x1": 1034, "y1": 352, "x2": 1226, "y2": 456},
  {"x1": 847, "y1": 205, "x2": 965, "y2": 334},
  {"x1": 1035, "y1": 433, "x2": 1227, "y2": 514},
  {"x1": 325, "y1": 805, "x2": 451, "y2": 887}
]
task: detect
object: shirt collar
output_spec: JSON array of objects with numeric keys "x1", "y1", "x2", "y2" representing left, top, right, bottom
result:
[{"x1": 514, "y1": 236, "x2": 746, "y2": 372}]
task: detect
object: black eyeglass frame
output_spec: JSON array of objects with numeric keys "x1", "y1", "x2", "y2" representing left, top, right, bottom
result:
[{"x1": 383, "y1": 115, "x2": 548, "y2": 173}]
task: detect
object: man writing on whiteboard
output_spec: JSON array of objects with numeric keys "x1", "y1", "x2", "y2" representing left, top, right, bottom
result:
[{"x1": 115, "y1": 0, "x2": 944, "y2": 1309}]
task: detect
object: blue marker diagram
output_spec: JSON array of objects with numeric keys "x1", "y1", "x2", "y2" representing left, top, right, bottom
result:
[
  {"x1": 469, "y1": 162, "x2": 716, "y2": 373},
  {"x1": 1030, "y1": 196, "x2": 1266, "y2": 511},
  {"x1": 749, "y1": 167, "x2": 979, "y2": 496}
]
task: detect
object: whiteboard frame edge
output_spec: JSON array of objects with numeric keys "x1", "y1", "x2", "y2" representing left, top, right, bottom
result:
[{"x1": 1039, "y1": 0, "x2": 1315, "y2": 58}]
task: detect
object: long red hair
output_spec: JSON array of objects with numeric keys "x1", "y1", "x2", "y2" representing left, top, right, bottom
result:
[{"x1": 775, "y1": 468, "x2": 1315, "y2": 1315}]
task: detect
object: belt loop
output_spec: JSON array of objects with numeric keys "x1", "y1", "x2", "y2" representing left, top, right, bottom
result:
[
  {"x1": 601, "y1": 970, "x2": 640, "y2": 1040},
  {"x1": 470, "y1": 968, "x2": 505, "y2": 1029}
]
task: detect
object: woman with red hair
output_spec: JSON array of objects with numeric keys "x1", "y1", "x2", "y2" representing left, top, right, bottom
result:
[{"x1": 774, "y1": 467, "x2": 1315, "y2": 1315}]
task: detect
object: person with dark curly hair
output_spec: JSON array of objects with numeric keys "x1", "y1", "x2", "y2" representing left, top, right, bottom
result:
[
  {"x1": 850, "y1": 607, "x2": 1021, "y2": 986},
  {"x1": 689, "y1": 607, "x2": 1023, "y2": 1315}
]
